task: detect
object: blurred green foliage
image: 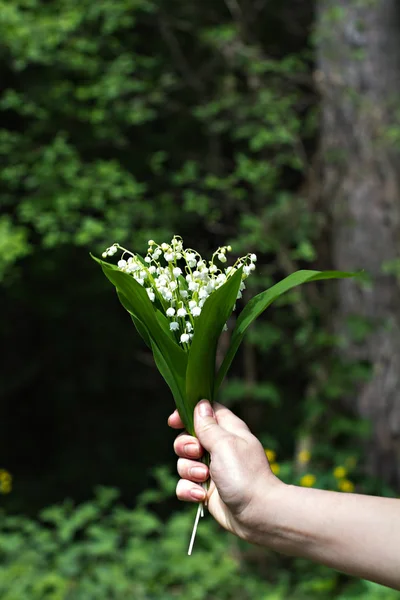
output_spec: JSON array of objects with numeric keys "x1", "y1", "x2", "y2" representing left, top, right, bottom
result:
[
  {"x1": 0, "y1": 469, "x2": 397, "y2": 600},
  {"x1": 0, "y1": 0, "x2": 315, "y2": 265},
  {"x1": 0, "y1": 0, "x2": 393, "y2": 595}
]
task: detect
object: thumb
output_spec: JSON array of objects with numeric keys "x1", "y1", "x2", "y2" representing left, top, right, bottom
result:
[{"x1": 194, "y1": 400, "x2": 224, "y2": 452}]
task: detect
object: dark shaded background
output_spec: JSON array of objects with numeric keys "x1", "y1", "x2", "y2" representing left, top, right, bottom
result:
[{"x1": 0, "y1": 0, "x2": 398, "y2": 519}]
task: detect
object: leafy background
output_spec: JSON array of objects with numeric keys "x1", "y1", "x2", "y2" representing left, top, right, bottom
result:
[{"x1": 0, "y1": 0, "x2": 399, "y2": 598}]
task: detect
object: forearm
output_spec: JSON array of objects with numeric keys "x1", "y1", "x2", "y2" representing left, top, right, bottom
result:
[{"x1": 251, "y1": 483, "x2": 400, "y2": 590}]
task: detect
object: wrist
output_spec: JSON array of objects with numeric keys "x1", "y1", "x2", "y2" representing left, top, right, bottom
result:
[
  {"x1": 241, "y1": 483, "x2": 334, "y2": 558},
  {"x1": 238, "y1": 474, "x2": 289, "y2": 546}
]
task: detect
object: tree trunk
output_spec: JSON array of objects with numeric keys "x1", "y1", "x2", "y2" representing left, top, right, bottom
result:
[{"x1": 316, "y1": 0, "x2": 400, "y2": 488}]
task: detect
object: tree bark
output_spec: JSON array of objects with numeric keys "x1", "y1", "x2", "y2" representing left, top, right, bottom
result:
[{"x1": 316, "y1": 0, "x2": 400, "y2": 487}]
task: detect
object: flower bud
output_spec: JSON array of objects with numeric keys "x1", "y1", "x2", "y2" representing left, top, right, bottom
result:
[
  {"x1": 146, "y1": 289, "x2": 155, "y2": 302},
  {"x1": 198, "y1": 288, "x2": 208, "y2": 299}
]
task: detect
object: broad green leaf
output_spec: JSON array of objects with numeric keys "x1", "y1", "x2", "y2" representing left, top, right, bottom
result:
[
  {"x1": 215, "y1": 270, "x2": 358, "y2": 393},
  {"x1": 150, "y1": 339, "x2": 193, "y2": 434},
  {"x1": 92, "y1": 255, "x2": 187, "y2": 401},
  {"x1": 116, "y1": 291, "x2": 152, "y2": 349},
  {"x1": 131, "y1": 315, "x2": 152, "y2": 349},
  {"x1": 186, "y1": 268, "x2": 243, "y2": 430},
  {"x1": 118, "y1": 288, "x2": 166, "y2": 352}
]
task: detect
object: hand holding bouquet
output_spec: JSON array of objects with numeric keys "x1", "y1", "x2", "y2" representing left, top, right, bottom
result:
[{"x1": 93, "y1": 236, "x2": 354, "y2": 552}]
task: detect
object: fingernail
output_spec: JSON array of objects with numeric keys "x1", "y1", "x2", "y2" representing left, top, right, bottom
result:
[
  {"x1": 198, "y1": 400, "x2": 213, "y2": 418},
  {"x1": 184, "y1": 444, "x2": 199, "y2": 457},
  {"x1": 190, "y1": 466, "x2": 207, "y2": 479},
  {"x1": 191, "y1": 488, "x2": 206, "y2": 501}
]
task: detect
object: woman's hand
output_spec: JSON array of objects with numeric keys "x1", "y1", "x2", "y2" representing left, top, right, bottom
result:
[{"x1": 168, "y1": 399, "x2": 283, "y2": 542}]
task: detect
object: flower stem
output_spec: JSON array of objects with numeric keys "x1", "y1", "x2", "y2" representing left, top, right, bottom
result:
[
  {"x1": 188, "y1": 502, "x2": 203, "y2": 556},
  {"x1": 187, "y1": 451, "x2": 210, "y2": 555}
]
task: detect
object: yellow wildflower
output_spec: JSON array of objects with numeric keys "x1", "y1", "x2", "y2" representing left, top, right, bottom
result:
[
  {"x1": 0, "y1": 470, "x2": 12, "y2": 485},
  {"x1": 300, "y1": 474, "x2": 316, "y2": 487},
  {"x1": 0, "y1": 470, "x2": 12, "y2": 494},
  {"x1": 298, "y1": 450, "x2": 311, "y2": 464},
  {"x1": 333, "y1": 466, "x2": 347, "y2": 479},
  {"x1": 265, "y1": 449, "x2": 276, "y2": 463},
  {"x1": 0, "y1": 480, "x2": 12, "y2": 494},
  {"x1": 270, "y1": 463, "x2": 280, "y2": 476},
  {"x1": 338, "y1": 479, "x2": 354, "y2": 493}
]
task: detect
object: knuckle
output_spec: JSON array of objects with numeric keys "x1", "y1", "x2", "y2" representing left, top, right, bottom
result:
[{"x1": 201, "y1": 421, "x2": 216, "y2": 433}]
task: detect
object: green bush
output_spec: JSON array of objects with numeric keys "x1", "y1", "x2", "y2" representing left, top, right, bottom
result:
[{"x1": 0, "y1": 468, "x2": 397, "y2": 599}]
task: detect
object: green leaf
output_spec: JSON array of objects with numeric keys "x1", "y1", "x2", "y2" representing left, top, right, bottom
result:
[
  {"x1": 117, "y1": 291, "x2": 152, "y2": 349},
  {"x1": 185, "y1": 268, "x2": 243, "y2": 432},
  {"x1": 92, "y1": 255, "x2": 188, "y2": 406},
  {"x1": 131, "y1": 314, "x2": 152, "y2": 349},
  {"x1": 150, "y1": 339, "x2": 192, "y2": 432},
  {"x1": 215, "y1": 270, "x2": 358, "y2": 393},
  {"x1": 119, "y1": 285, "x2": 188, "y2": 425},
  {"x1": 178, "y1": 275, "x2": 188, "y2": 291}
]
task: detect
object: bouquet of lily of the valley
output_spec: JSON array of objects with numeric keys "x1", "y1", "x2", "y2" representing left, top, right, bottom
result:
[{"x1": 93, "y1": 236, "x2": 354, "y2": 552}]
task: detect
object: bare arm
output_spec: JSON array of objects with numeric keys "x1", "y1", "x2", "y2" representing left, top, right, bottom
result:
[
  {"x1": 170, "y1": 400, "x2": 400, "y2": 590},
  {"x1": 254, "y1": 482, "x2": 400, "y2": 589}
]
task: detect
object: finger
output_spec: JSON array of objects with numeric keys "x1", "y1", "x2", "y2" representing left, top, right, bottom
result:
[
  {"x1": 213, "y1": 402, "x2": 250, "y2": 435},
  {"x1": 177, "y1": 458, "x2": 209, "y2": 483},
  {"x1": 174, "y1": 433, "x2": 204, "y2": 459},
  {"x1": 194, "y1": 400, "x2": 230, "y2": 452},
  {"x1": 176, "y1": 479, "x2": 206, "y2": 502},
  {"x1": 168, "y1": 410, "x2": 185, "y2": 429}
]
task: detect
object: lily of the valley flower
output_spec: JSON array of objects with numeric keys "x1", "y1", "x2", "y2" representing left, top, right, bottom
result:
[{"x1": 102, "y1": 236, "x2": 257, "y2": 348}]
